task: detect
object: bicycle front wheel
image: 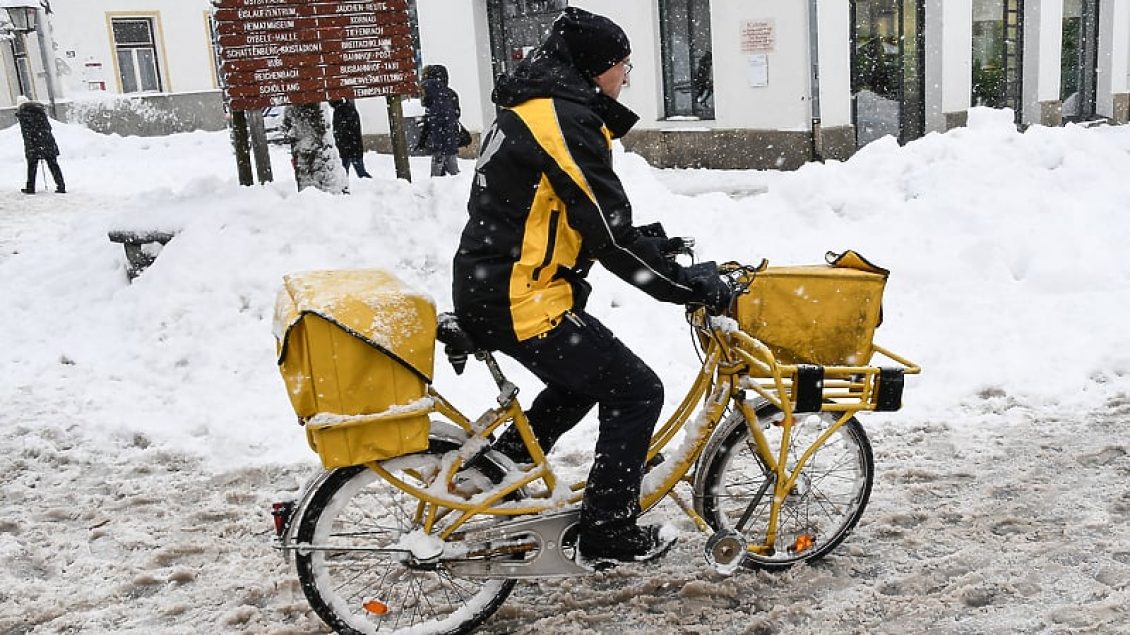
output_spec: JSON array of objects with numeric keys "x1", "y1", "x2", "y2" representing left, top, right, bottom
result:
[
  {"x1": 695, "y1": 403, "x2": 874, "y2": 570},
  {"x1": 294, "y1": 451, "x2": 515, "y2": 635}
]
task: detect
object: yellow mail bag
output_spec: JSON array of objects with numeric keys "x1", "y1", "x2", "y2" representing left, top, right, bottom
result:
[
  {"x1": 274, "y1": 270, "x2": 436, "y2": 468},
  {"x1": 735, "y1": 251, "x2": 888, "y2": 368}
]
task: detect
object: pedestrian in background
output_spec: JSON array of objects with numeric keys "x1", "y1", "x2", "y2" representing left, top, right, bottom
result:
[
  {"x1": 15, "y1": 96, "x2": 65, "y2": 194},
  {"x1": 419, "y1": 64, "x2": 462, "y2": 177},
  {"x1": 330, "y1": 99, "x2": 371, "y2": 178}
]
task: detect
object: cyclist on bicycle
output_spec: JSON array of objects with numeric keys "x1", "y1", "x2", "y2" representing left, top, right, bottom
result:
[{"x1": 452, "y1": 8, "x2": 730, "y2": 565}]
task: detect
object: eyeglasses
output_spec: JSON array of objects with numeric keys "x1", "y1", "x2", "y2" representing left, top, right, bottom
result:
[{"x1": 623, "y1": 61, "x2": 634, "y2": 75}]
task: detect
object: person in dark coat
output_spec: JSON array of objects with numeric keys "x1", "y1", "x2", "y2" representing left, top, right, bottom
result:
[
  {"x1": 14, "y1": 96, "x2": 65, "y2": 194},
  {"x1": 419, "y1": 64, "x2": 461, "y2": 176},
  {"x1": 452, "y1": 8, "x2": 731, "y2": 566},
  {"x1": 329, "y1": 99, "x2": 371, "y2": 178}
]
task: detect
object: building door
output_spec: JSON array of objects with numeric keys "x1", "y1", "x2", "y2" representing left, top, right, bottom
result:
[
  {"x1": 851, "y1": 0, "x2": 925, "y2": 147},
  {"x1": 486, "y1": 0, "x2": 567, "y2": 80},
  {"x1": 1061, "y1": 0, "x2": 1099, "y2": 121},
  {"x1": 972, "y1": 0, "x2": 1023, "y2": 121}
]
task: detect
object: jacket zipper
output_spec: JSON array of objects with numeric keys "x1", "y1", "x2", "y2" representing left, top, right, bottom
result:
[{"x1": 531, "y1": 209, "x2": 560, "y2": 282}]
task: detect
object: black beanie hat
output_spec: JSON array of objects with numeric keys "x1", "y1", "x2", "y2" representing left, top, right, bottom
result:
[{"x1": 552, "y1": 7, "x2": 631, "y2": 78}]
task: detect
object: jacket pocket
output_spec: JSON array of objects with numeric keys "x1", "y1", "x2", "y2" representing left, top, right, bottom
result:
[{"x1": 531, "y1": 209, "x2": 561, "y2": 283}]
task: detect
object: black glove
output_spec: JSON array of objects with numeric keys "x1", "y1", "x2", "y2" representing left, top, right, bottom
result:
[
  {"x1": 661, "y1": 236, "x2": 695, "y2": 260},
  {"x1": 637, "y1": 222, "x2": 668, "y2": 239},
  {"x1": 685, "y1": 261, "x2": 734, "y2": 315}
]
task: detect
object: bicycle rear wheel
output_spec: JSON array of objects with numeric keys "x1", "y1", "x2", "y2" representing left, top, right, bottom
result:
[
  {"x1": 294, "y1": 447, "x2": 515, "y2": 635},
  {"x1": 695, "y1": 403, "x2": 874, "y2": 570}
]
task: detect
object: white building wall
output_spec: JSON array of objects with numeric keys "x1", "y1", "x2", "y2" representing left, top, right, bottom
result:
[
  {"x1": 709, "y1": 0, "x2": 811, "y2": 130},
  {"x1": 49, "y1": 0, "x2": 217, "y2": 97},
  {"x1": 944, "y1": 1, "x2": 974, "y2": 116},
  {"x1": 4, "y1": 0, "x2": 1127, "y2": 153},
  {"x1": 1023, "y1": 0, "x2": 1064, "y2": 125},
  {"x1": 1120, "y1": 0, "x2": 1130, "y2": 95},
  {"x1": 0, "y1": 39, "x2": 15, "y2": 102},
  {"x1": 408, "y1": 0, "x2": 486, "y2": 134},
  {"x1": 817, "y1": 0, "x2": 851, "y2": 129},
  {"x1": 925, "y1": 0, "x2": 972, "y2": 131},
  {"x1": 1098, "y1": 0, "x2": 1130, "y2": 117}
]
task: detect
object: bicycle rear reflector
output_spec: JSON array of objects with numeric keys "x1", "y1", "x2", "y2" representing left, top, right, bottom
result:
[
  {"x1": 271, "y1": 501, "x2": 294, "y2": 537},
  {"x1": 789, "y1": 533, "x2": 816, "y2": 554},
  {"x1": 363, "y1": 598, "x2": 391, "y2": 616}
]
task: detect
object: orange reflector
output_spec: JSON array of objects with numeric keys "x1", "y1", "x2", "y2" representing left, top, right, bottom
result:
[
  {"x1": 790, "y1": 533, "x2": 816, "y2": 554},
  {"x1": 363, "y1": 599, "x2": 390, "y2": 616}
]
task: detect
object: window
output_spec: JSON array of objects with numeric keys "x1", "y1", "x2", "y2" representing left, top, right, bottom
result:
[
  {"x1": 10, "y1": 33, "x2": 35, "y2": 99},
  {"x1": 111, "y1": 17, "x2": 163, "y2": 93},
  {"x1": 1060, "y1": 0, "x2": 1099, "y2": 121},
  {"x1": 972, "y1": 0, "x2": 1022, "y2": 120},
  {"x1": 659, "y1": 0, "x2": 714, "y2": 119},
  {"x1": 851, "y1": 0, "x2": 925, "y2": 146}
]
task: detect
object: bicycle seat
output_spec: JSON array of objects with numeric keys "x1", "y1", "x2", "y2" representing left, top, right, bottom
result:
[{"x1": 436, "y1": 312, "x2": 482, "y2": 374}]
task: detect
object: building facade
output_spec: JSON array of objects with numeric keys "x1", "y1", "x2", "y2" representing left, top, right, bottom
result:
[{"x1": 2, "y1": 0, "x2": 1128, "y2": 168}]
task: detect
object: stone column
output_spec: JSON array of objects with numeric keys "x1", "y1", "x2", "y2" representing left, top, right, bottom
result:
[
  {"x1": 926, "y1": 0, "x2": 973, "y2": 132},
  {"x1": 1023, "y1": 0, "x2": 1065, "y2": 127}
]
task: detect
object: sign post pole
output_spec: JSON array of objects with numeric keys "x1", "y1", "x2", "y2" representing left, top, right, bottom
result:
[
  {"x1": 213, "y1": 0, "x2": 420, "y2": 184},
  {"x1": 247, "y1": 109, "x2": 275, "y2": 184},
  {"x1": 230, "y1": 109, "x2": 255, "y2": 186},
  {"x1": 386, "y1": 95, "x2": 411, "y2": 182}
]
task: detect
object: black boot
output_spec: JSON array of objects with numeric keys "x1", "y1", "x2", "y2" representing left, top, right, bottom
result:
[{"x1": 576, "y1": 523, "x2": 677, "y2": 567}]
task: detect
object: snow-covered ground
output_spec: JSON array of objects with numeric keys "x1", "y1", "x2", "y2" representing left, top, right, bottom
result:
[{"x1": 1, "y1": 108, "x2": 1129, "y2": 634}]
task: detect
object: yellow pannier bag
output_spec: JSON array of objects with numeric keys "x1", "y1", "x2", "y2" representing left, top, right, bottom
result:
[
  {"x1": 735, "y1": 251, "x2": 888, "y2": 369},
  {"x1": 273, "y1": 270, "x2": 436, "y2": 468}
]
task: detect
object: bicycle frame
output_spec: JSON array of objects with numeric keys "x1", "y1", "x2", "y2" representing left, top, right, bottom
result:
[{"x1": 354, "y1": 307, "x2": 920, "y2": 556}]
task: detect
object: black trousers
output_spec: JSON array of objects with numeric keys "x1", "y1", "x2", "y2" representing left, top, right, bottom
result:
[
  {"x1": 340, "y1": 155, "x2": 371, "y2": 178},
  {"x1": 26, "y1": 157, "x2": 64, "y2": 191},
  {"x1": 492, "y1": 311, "x2": 663, "y2": 532}
]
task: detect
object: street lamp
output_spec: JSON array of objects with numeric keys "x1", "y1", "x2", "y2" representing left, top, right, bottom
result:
[
  {"x1": 2, "y1": 1, "x2": 57, "y2": 117},
  {"x1": 4, "y1": 5, "x2": 36, "y2": 32}
]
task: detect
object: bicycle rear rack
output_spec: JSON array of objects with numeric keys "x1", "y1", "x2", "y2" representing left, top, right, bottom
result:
[{"x1": 728, "y1": 331, "x2": 920, "y2": 416}]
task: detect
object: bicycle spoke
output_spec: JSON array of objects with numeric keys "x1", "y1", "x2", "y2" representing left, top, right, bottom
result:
[
  {"x1": 700, "y1": 408, "x2": 873, "y2": 569},
  {"x1": 734, "y1": 473, "x2": 773, "y2": 533}
]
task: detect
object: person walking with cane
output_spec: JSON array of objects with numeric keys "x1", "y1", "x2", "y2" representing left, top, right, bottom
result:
[{"x1": 15, "y1": 95, "x2": 65, "y2": 194}]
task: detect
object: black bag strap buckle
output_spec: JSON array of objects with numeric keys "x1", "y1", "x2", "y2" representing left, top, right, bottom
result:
[
  {"x1": 794, "y1": 364, "x2": 824, "y2": 413},
  {"x1": 875, "y1": 368, "x2": 905, "y2": 412}
]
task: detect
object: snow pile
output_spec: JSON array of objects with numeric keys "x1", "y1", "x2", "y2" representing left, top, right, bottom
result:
[{"x1": 1, "y1": 108, "x2": 1128, "y2": 633}]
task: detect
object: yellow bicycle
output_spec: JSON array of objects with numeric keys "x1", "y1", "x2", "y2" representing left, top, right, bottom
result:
[{"x1": 269, "y1": 252, "x2": 919, "y2": 635}]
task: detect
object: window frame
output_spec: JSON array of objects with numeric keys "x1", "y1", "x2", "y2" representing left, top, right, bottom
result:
[
  {"x1": 9, "y1": 33, "x2": 36, "y2": 99},
  {"x1": 107, "y1": 13, "x2": 169, "y2": 94},
  {"x1": 658, "y1": 0, "x2": 715, "y2": 120}
]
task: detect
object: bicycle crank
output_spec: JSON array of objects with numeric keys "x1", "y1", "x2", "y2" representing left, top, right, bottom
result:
[
  {"x1": 445, "y1": 510, "x2": 591, "y2": 579},
  {"x1": 704, "y1": 529, "x2": 747, "y2": 573}
]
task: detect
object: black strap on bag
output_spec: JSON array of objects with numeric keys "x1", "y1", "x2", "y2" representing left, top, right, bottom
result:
[
  {"x1": 793, "y1": 364, "x2": 825, "y2": 413},
  {"x1": 875, "y1": 368, "x2": 905, "y2": 412}
]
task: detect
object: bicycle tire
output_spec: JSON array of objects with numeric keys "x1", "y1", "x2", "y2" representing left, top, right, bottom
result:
[
  {"x1": 695, "y1": 402, "x2": 874, "y2": 570},
  {"x1": 294, "y1": 443, "x2": 516, "y2": 634}
]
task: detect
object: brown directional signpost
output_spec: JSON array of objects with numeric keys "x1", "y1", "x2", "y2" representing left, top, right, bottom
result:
[{"x1": 212, "y1": 0, "x2": 419, "y2": 183}]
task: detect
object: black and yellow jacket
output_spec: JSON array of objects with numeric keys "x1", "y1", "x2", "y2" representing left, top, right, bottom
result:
[{"x1": 453, "y1": 36, "x2": 699, "y2": 349}]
